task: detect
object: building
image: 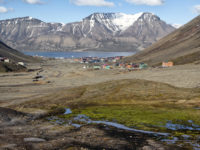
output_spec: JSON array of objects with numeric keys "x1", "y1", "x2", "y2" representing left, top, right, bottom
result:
[
  {"x1": 126, "y1": 65, "x2": 132, "y2": 69},
  {"x1": 4, "y1": 58, "x2": 10, "y2": 63},
  {"x1": 18, "y1": 62, "x2": 25, "y2": 66},
  {"x1": 93, "y1": 66, "x2": 101, "y2": 70},
  {"x1": 162, "y1": 62, "x2": 174, "y2": 67},
  {"x1": 139, "y1": 63, "x2": 148, "y2": 69},
  {"x1": 0, "y1": 57, "x2": 9, "y2": 62}
]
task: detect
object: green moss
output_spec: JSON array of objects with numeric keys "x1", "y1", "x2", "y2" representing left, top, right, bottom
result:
[{"x1": 62, "y1": 105, "x2": 200, "y2": 137}]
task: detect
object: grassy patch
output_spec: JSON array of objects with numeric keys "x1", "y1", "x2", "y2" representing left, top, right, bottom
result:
[
  {"x1": 17, "y1": 79, "x2": 200, "y2": 110},
  {"x1": 60, "y1": 105, "x2": 200, "y2": 137}
]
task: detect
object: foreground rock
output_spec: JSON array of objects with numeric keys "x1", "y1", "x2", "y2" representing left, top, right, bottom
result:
[
  {"x1": 0, "y1": 107, "x2": 30, "y2": 126},
  {"x1": 0, "y1": 107, "x2": 181, "y2": 150},
  {"x1": 24, "y1": 138, "x2": 46, "y2": 142}
]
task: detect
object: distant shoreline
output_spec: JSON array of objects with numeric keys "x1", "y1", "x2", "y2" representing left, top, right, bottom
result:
[{"x1": 23, "y1": 51, "x2": 136, "y2": 59}]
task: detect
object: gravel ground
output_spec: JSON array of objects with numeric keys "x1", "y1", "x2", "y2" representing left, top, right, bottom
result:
[{"x1": 0, "y1": 59, "x2": 200, "y2": 107}]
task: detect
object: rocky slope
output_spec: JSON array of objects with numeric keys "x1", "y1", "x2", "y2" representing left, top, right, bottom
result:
[
  {"x1": 0, "y1": 40, "x2": 40, "y2": 72},
  {"x1": 0, "y1": 12, "x2": 175, "y2": 52},
  {"x1": 124, "y1": 15, "x2": 200, "y2": 65},
  {"x1": 0, "y1": 40, "x2": 37, "y2": 62}
]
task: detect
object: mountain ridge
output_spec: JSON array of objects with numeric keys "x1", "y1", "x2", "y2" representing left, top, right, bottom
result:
[
  {"x1": 123, "y1": 15, "x2": 200, "y2": 65},
  {"x1": 0, "y1": 12, "x2": 175, "y2": 52}
]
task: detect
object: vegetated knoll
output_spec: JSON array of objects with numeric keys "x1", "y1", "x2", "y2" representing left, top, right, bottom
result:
[
  {"x1": 0, "y1": 40, "x2": 38, "y2": 63},
  {"x1": 15, "y1": 79, "x2": 200, "y2": 110},
  {"x1": 14, "y1": 79, "x2": 200, "y2": 133},
  {"x1": 124, "y1": 15, "x2": 200, "y2": 66}
]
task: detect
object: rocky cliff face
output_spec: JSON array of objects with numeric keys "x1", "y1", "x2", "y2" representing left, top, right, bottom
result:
[
  {"x1": 0, "y1": 13, "x2": 175, "y2": 52},
  {"x1": 123, "y1": 15, "x2": 200, "y2": 65}
]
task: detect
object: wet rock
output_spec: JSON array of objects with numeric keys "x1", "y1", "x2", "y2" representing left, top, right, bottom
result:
[
  {"x1": 24, "y1": 137, "x2": 46, "y2": 142},
  {"x1": 0, "y1": 107, "x2": 31, "y2": 127},
  {"x1": 143, "y1": 140, "x2": 165, "y2": 150},
  {"x1": 64, "y1": 108, "x2": 72, "y2": 115},
  {"x1": 0, "y1": 107, "x2": 25, "y2": 122},
  {"x1": 0, "y1": 117, "x2": 183, "y2": 150},
  {"x1": 1, "y1": 144, "x2": 17, "y2": 149},
  {"x1": 66, "y1": 147, "x2": 89, "y2": 150}
]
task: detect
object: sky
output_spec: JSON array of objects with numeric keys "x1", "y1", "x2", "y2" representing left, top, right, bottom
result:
[{"x1": 0, "y1": 0, "x2": 200, "y2": 26}]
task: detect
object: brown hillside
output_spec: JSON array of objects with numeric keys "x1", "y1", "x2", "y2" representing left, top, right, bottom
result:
[
  {"x1": 0, "y1": 40, "x2": 38, "y2": 63},
  {"x1": 124, "y1": 15, "x2": 200, "y2": 66}
]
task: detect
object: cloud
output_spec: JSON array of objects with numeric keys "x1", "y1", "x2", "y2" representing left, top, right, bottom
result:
[
  {"x1": 194, "y1": 5, "x2": 200, "y2": 14},
  {"x1": 0, "y1": 0, "x2": 14, "y2": 4},
  {"x1": 70, "y1": 0, "x2": 114, "y2": 7},
  {"x1": 125, "y1": 0, "x2": 164, "y2": 6},
  {"x1": 0, "y1": 6, "x2": 13, "y2": 13},
  {"x1": 23, "y1": 0, "x2": 44, "y2": 4}
]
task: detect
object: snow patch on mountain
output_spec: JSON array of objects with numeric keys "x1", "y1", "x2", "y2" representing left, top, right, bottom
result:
[
  {"x1": 28, "y1": 16, "x2": 33, "y2": 20},
  {"x1": 85, "y1": 12, "x2": 144, "y2": 32},
  {"x1": 172, "y1": 24, "x2": 182, "y2": 29},
  {"x1": 112, "y1": 12, "x2": 144, "y2": 30}
]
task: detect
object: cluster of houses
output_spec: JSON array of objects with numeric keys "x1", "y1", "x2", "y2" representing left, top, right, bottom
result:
[
  {"x1": 71, "y1": 56, "x2": 175, "y2": 70},
  {"x1": 91, "y1": 62, "x2": 149, "y2": 70},
  {"x1": 73, "y1": 56, "x2": 124, "y2": 64},
  {"x1": 72, "y1": 56, "x2": 149, "y2": 70},
  {"x1": 0, "y1": 57, "x2": 25, "y2": 66}
]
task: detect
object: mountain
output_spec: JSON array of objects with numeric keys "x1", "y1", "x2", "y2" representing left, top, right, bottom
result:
[
  {"x1": 0, "y1": 12, "x2": 175, "y2": 52},
  {"x1": 0, "y1": 40, "x2": 37, "y2": 63},
  {"x1": 124, "y1": 15, "x2": 200, "y2": 66}
]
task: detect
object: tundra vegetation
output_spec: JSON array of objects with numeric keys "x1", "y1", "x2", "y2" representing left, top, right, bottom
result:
[{"x1": 15, "y1": 79, "x2": 200, "y2": 140}]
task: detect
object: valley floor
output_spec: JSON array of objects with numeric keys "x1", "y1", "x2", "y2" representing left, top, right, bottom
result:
[
  {"x1": 0, "y1": 59, "x2": 200, "y2": 107},
  {"x1": 0, "y1": 59, "x2": 200, "y2": 150}
]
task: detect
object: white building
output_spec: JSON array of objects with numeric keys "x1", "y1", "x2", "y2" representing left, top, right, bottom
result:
[
  {"x1": 18, "y1": 62, "x2": 25, "y2": 66},
  {"x1": 4, "y1": 58, "x2": 10, "y2": 63}
]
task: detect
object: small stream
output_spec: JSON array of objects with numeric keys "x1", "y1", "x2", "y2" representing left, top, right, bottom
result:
[
  {"x1": 72, "y1": 114, "x2": 169, "y2": 136},
  {"x1": 47, "y1": 108, "x2": 200, "y2": 150},
  {"x1": 164, "y1": 120, "x2": 200, "y2": 131},
  {"x1": 62, "y1": 108, "x2": 168, "y2": 136}
]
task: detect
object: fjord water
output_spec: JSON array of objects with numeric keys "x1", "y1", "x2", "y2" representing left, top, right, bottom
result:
[{"x1": 23, "y1": 51, "x2": 135, "y2": 58}]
